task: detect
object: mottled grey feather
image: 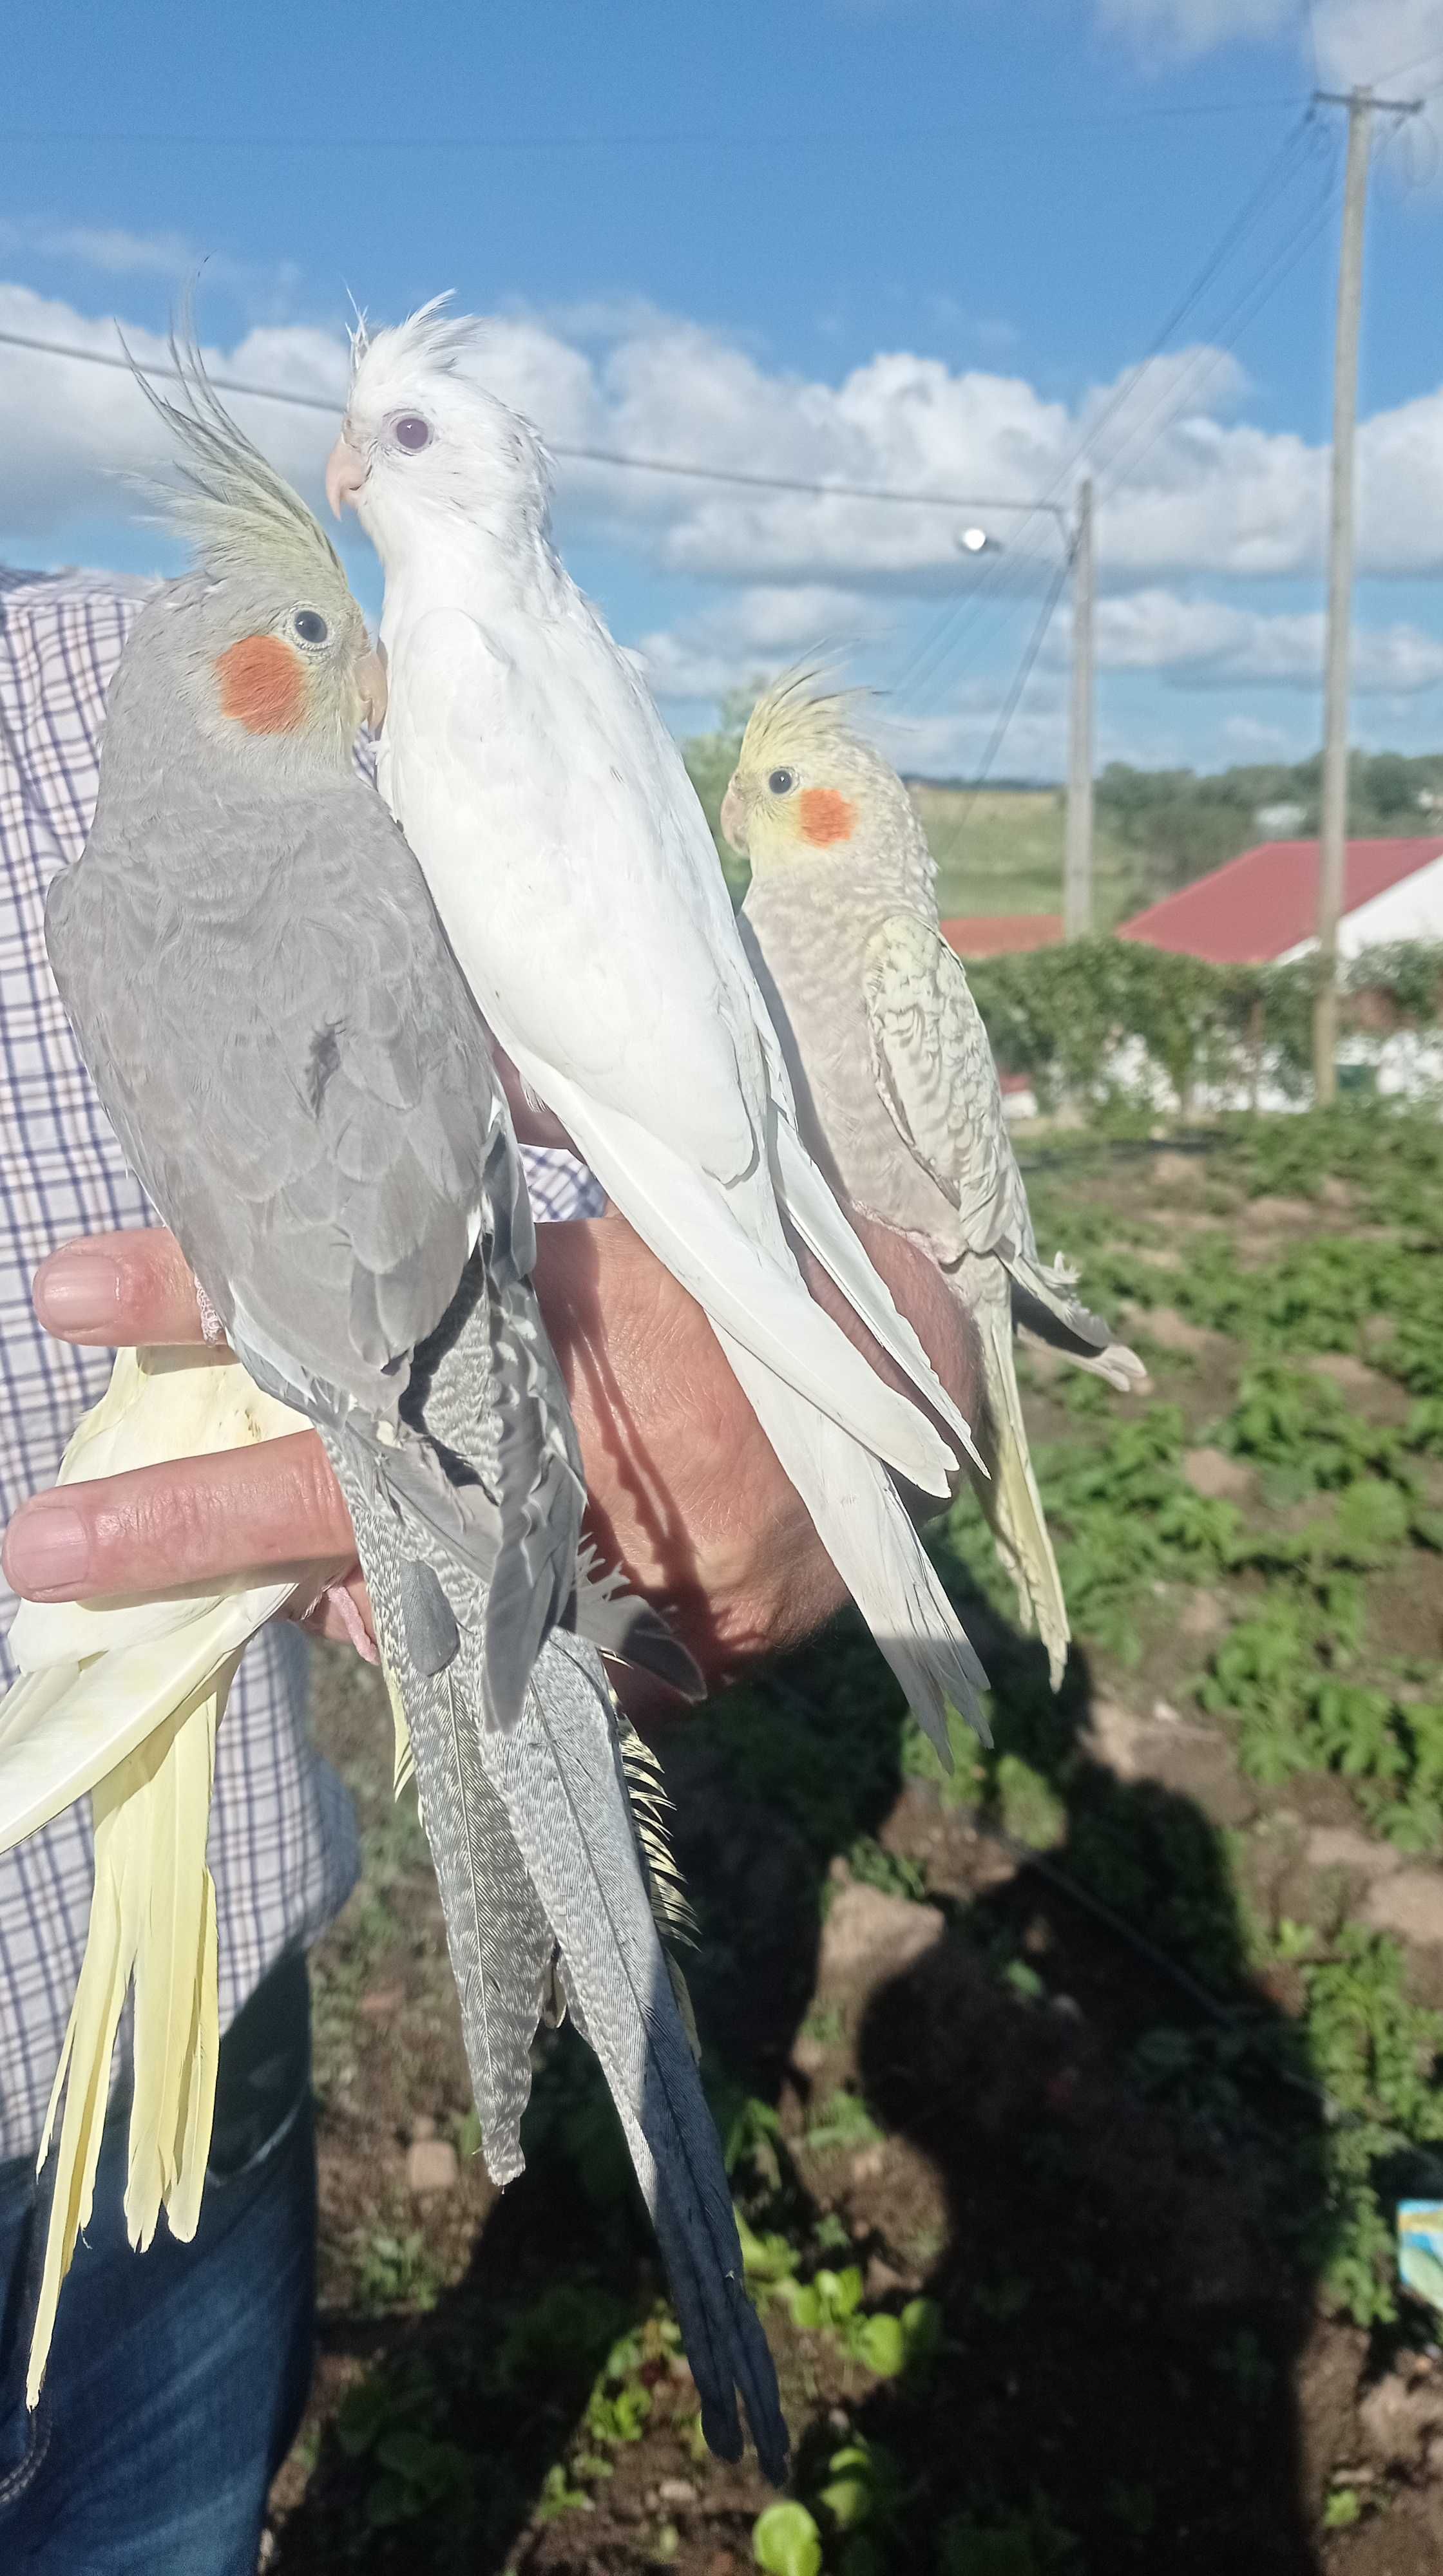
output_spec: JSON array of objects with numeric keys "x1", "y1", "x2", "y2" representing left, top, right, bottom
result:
[{"x1": 347, "y1": 1447, "x2": 786, "y2": 2479}]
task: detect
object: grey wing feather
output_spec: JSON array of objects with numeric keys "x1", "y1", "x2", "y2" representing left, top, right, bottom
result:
[{"x1": 334, "y1": 1438, "x2": 551, "y2": 2181}]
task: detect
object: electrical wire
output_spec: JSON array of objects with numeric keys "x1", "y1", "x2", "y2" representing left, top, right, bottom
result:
[
  {"x1": 0, "y1": 325, "x2": 1057, "y2": 511},
  {"x1": 888, "y1": 108, "x2": 1326, "y2": 710},
  {"x1": 922, "y1": 544, "x2": 1073, "y2": 822},
  {"x1": 1091, "y1": 153, "x2": 1342, "y2": 506},
  {"x1": 0, "y1": 100, "x2": 1310, "y2": 156}
]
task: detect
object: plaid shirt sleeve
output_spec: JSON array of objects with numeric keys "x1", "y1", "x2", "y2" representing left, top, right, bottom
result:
[{"x1": 0, "y1": 569, "x2": 603, "y2": 2163}]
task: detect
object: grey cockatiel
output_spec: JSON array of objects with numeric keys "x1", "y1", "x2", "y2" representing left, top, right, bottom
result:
[
  {"x1": 37, "y1": 343, "x2": 785, "y2": 2479},
  {"x1": 725, "y1": 679, "x2": 1145, "y2": 1689}
]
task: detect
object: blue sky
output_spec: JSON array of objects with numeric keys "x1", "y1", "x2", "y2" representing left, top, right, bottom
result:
[{"x1": 4, "y1": 0, "x2": 1443, "y2": 775}]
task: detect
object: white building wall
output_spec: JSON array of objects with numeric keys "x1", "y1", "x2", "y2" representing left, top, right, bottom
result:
[{"x1": 1277, "y1": 851, "x2": 1443, "y2": 963}]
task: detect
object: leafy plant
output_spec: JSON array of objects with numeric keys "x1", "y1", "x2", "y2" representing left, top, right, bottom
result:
[{"x1": 753, "y1": 2500, "x2": 825, "y2": 2576}]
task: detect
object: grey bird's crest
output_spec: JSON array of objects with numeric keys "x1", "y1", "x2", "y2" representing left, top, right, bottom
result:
[{"x1": 126, "y1": 305, "x2": 346, "y2": 595}]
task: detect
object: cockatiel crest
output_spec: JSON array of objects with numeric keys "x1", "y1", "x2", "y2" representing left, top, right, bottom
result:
[
  {"x1": 127, "y1": 321, "x2": 385, "y2": 755},
  {"x1": 722, "y1": 672, "x2": 924, "y2": 882},
  {"x1": 330, "y1": 294, "x2": 552, "y2": 543}
]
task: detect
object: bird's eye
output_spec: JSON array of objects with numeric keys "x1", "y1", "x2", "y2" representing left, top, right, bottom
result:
[
  {"x1": 292, "y1": 609, "x2": 329, "y2": 646},
  {"x1": 768, "y1": 768, "x2": 796, "y2": 796},
  {"x1": 392, "y1": 415, "x2": 432, "y2": 453}
]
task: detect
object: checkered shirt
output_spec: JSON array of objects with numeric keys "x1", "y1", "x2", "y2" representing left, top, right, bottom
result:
[{"x1": 0, "y1": 567, "x2": 602, "y2": 2162}]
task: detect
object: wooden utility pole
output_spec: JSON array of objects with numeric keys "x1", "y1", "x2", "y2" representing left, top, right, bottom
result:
[
  {"x1": 1312, "y1": 84, "x2": 1419, "y2": 1101},
  {"x1": 1064, "y1": 476, "x2": 1095, "y2": 938}
]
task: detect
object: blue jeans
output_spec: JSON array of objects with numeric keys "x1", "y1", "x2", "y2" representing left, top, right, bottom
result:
[{"x1": 0, "y1": 1955, "x2": 316, "y2": 2574}]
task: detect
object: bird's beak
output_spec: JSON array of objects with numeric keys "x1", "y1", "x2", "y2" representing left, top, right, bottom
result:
[
  {"x1": 720, "y1": 779, "x2": 747, "y2": 856},
  {"x1": 326, "y1": 433, "x2": 369, "y2": 520},
  {"x1": 357, "y1": 644, "x2": 387, "y2": 732}
]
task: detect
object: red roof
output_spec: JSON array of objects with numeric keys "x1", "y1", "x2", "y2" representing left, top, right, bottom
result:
[
  {"x1": 942, "y1": 913, "x2": 1064, "y2": 959},
  {"x1": 1117, "y1": 838, "x2": 1443, "y2": 965}
]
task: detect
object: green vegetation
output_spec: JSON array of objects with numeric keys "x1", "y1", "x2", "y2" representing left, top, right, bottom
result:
[
  {"x1": 278, "y1": 1099, "x2": 1443, "y2": 2574},
  {"x1": 682, "y1": 714, "x2": 1443, "y2": 933},
  {"x1": 1097, "y1": 746, "x2": 1443, "y2": 900}
]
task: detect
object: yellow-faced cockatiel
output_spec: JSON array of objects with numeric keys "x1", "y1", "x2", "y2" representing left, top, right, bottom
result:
[{"x1": 724, "y1": 678, "x2": 1145, "y2": 1688}]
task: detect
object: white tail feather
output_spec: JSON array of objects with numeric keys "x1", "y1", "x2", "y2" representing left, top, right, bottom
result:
[
  {"x1": 770, "y1": 1116, "x2": 985, "y2": 1473},
  {"x1": 544, "y1": 1076, "x2": 957, "y2": 1498},
  {"x1": 715, "y1": 1331, "x2": 990, "y2": 1755}
]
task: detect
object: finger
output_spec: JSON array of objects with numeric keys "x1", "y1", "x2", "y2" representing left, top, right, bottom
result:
[
  {"x1": 33, "y1": 1228, "x2": 211, "y2": 1350},
  {"x1": 2, "y1": 1432, "x2": 353, "y2": 1604},
  {"x1": 292, "y1": 1567, "x2": 377, "y2": 1658}
]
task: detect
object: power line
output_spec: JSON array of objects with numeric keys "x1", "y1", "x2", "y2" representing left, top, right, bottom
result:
[
  {"x1": 945, "y1": 545, "x2": 1074, "y2": 827},
  {"x1": 0, "y1": 100, "x2": 1308, "y2": 155},
  {"x1": 0, "y1": 325, "x2": 1065, "y2": 513},
  {"x1": 889, "y1": 108, "x2": 1326, "y2": 708},
  {"x1": 1092, "y1": 154, "x2": 1342, "y2": 506}
]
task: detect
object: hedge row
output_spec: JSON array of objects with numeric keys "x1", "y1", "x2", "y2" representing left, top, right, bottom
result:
[{"x1": 964, "y1": 939, "x2": 1443, "y2": 1112}]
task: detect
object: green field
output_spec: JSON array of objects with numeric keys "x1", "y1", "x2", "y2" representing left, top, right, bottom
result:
[{"x1": 906, "y1": 783, "x2": 1145, "y2": 929}]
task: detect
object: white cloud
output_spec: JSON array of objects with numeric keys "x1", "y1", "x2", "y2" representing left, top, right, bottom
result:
[
  {"x1": 1096, "y1": 0, "x2": 1443, "y2": 116},
  {"x1": 0, "y1": 222, "x2": 303, "y2": 308},
  {"x1": 5, "y1": 279, "x2": 1443, "y2": 594},
  {"x1": 636, "y1": 584, "x2": 883, "y2": 703},
  {"x1": 0, "y1": 284, "x2": 346, "y2": 541},
  {"x1": 1094, "y1": 0, "x2": 1294, "y2": 59},
  {"x1": 1089, "y1": 588, "x2": 1443, "y2": 688}
]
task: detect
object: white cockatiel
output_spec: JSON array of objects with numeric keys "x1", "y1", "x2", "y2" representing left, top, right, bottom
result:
[{"x1": 327, "y1": 303, "x2": 991, "y2": 1753}]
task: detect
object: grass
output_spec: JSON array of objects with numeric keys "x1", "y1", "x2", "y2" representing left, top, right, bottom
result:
[{"x1": 906, "y1": 782, "x2": 1145, "y2": 930}]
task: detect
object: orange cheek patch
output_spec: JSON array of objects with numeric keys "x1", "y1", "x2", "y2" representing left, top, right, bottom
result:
[
  {"x1": 798, "y1": 787, "x2": 857, "y2": 847},
  {"x1": 213, "y1": 635, "x2": 307, "y2": 734}
]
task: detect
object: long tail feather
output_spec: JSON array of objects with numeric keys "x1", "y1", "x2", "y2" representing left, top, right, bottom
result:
[
  {"x1": 770, "y1": 1112, "x2": 984, "y2": 1470},
  {"x1": 539, "y1": 1073, "x2": 957, "y2": 1497},
  {"x1": 490, "y1": 1636, "x2": 788, "y2": 2485},
  {"x1": 27, "y1": 1681, "x2": 227, "y2": 2408},
  {"x1": 970, "y1": 1291, "x2": 1069, "y2": 1688}
]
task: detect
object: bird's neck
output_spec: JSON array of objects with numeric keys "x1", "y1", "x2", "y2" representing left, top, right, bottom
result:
[{"x1": 380, "y1": 512, "x2": 569, "y2": 625}]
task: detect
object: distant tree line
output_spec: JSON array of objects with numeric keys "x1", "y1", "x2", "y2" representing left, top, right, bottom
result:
[{"x1": 1096, "y1": 749, "x2": 1443, "y2": 900}]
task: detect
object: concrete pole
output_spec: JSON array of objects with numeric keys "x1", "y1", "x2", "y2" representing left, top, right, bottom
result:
[
  {"x1": 1064, "y1": 477, "x2": 1095, "y2": 938},
  {"x1": 1313, "y1": 88, "x2": 1374, "y2": 1104}
]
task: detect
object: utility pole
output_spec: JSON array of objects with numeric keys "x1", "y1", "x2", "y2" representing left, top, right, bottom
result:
[
  {"x1": 1064, "y1": 477, "x2": 1095, "y2": 938},
  {"x1": 1312, "y1": 84, "x2": 1419, "y2": 1102}
]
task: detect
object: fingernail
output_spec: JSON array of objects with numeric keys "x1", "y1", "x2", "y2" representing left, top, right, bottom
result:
[
  {"x1": 3, "y1": 1500, "x2": 91, "y2": 1596},
  {"x1": 33, "y1": 1239, "x2": 119, "y2": 1334}
]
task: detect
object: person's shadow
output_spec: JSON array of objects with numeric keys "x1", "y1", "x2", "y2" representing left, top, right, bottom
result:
[{"x1": 274, "y1": 1570, "x2": 1371, "y2": 2575}]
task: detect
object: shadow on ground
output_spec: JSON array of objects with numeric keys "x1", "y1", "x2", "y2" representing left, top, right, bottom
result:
[{"x1": 274, "y1": 1577, "x2": 1347, "y2": 2575}]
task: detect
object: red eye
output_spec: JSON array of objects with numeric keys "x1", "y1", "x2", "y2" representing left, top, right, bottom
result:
[{"x1": 392, "y1": 415, "x2": 432, "y2": 453}]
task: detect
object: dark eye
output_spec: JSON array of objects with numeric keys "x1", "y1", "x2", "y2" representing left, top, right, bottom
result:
[
  {"x1": 292, "y1": 609, "x2": 328, "y2": 646},
  {"x1": 392, "y1": 415, "x2": 432, "y2": 453},
  {"x1": 768, "y1": 767, "x2": 796, "y2": 796}
]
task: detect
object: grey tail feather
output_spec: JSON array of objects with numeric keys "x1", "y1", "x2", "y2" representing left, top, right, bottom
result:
[
  {"x1": 575, "y1": 1544, "x2": 705, "y2": 1702},
  {"x1": 1007, "y1": 1254, "x2": 1117, "y2": 1361},
  {"x1": 325, "y1": 1422, "x2": 551, "y2": 2188},
  {"x1": 524, "y1": 1647, "x2": 787, "y2": 2481}
]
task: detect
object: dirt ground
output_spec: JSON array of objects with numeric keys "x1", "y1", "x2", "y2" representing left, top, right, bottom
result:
[{"x1": 265, "y1": 1113, "x2": 1443, "y2": 2576}]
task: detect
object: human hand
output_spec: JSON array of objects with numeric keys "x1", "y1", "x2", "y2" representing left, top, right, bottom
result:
[{"x1": 3, "y1": 1214, "x2": 978, "y2": 1690}]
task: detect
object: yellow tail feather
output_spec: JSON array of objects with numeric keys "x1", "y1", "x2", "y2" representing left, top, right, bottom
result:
[{"x1": 26, "y1": 1671, "x2": 231, "y2": 2409}]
